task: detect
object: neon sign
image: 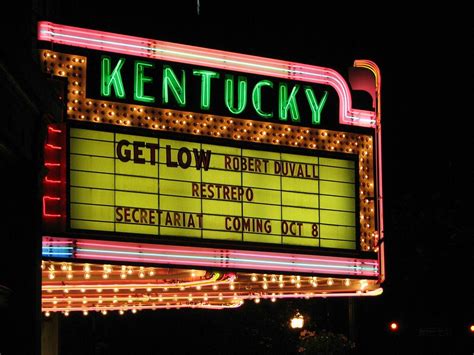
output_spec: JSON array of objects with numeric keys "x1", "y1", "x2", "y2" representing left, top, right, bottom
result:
[
  {"x1": 98, "y1": 56, "x2": 329, "y2": 125},
  {"x1": 38, "y1": 22, "x2": 384, "y2": 284}
]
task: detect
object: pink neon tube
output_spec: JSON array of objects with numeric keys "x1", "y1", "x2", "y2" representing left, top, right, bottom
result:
[
  {"x1": 38, "y1": 21, "x2": 376, "y2": 128},
  {"x1": 42, "y1": 237, "x2": 379, "y2": 277}
]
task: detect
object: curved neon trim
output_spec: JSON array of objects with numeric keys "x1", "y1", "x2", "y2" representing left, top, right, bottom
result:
[
  {"x1": 38, "y1": 21, "x2": 376, "y2": 128},
  {"x1": 354, "y1": 60, "x2": 384, "y2": 283}
]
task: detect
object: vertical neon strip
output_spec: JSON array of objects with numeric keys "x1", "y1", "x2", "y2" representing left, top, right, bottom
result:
[
  {"x1": 224, "y1": 75, "x2": 247, "y2": 114},
  {"x1": 163, "y1": 66, "x2": 186, "y2": 106},
  {"x1": 354, "y1": 60, "x2": 384, "y2": 283},
  {"x1": 100, "y1": 56, "x2": 126, "y2": 99},
  {"x1": 134, "y1": 60, "x2": 155, "y2": 103},
  {"x1": 37, "y1": 22, "x2": 377, "y2": 127}
]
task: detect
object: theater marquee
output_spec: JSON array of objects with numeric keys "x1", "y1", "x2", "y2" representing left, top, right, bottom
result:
[{"x1": 39, "y1": 22, "x2": 384, "y2": 313}]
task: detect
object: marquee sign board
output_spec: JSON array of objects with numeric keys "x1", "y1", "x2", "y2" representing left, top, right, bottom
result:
[
  {"x1": 69, "y1": 127, "x2": 358, "y2": 250},
  {"x1": 39, "y1": 22, "x2": 384, "y2": 280}
]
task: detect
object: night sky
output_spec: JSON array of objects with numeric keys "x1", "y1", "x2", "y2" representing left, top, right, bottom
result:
[{"x1": 40, "y1": 1, "x2": 472, "y2": 353}]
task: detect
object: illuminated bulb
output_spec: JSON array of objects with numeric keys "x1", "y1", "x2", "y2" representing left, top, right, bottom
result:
[
  {"x1": 120, "y1": 273, "x2": 126, "y2": 279},
  {"x1": 179, "y1": 286, "x2": 185, "y2": 291},
  {"x1": 218, "y1": 293, "x2": 223, "y2": 301},
  {"x1": 41, "y1": 261, "x2": 45, "y2": 270},
  {"x1": 114, "y1": 288, "x2": 119, "y2": 293},
  {"x1": 290, "y1": 277, "x2": 295, "y2": 284},
  {"x1": 296, "y1": 283, "x2": 301, "y2": 289},
  {"x1": 251, "y1": 274, "x2": 257, "y2": 282},
  {"x1": 64, "y1": 311, "x2": 69, "y2": 317},
  {"x1": 139, "y1": 272, "x2": 145, "y2": 278},
  {"x1": 80, "y1": 288, "x2": 86, "y2": 293},
  {"x1": 45, "y1": 311, "x2": 51, "y2": 317},
  {"x1": 148, "y1": 270, "x2": 155, "y2": 276},
  {"x1": 130, "y1": 288, "x2": 135, "y2": 292},
  {"x1": 147, "y1": 287, "x2": 152, "y2": 292},
  {"x1": 212, "y1": 285, "x2": 218, "y2": 290},
  {"x1": 119, "y1": 310, "x2": 124, "y2": 315},
  {"x1": 61, "y1": 263, "x2": 68, "y2": 271},
  {"x1": 196, "y1": 285, "x2": 201, "y2": 291},
  {"x1": 83, "y1": 264, "x2": 91, "y2": 273},
  {"x1": 327, "y1": 278, "x2": 334, "y2": 286},
  {"x1": 101, "y1": 310, "x2": 107, "y2": 315},
  {"x1": 102, "y1": 273, "x2": 109, "y2": 279},
  {"x1": 279, "y1": 282, "x2": 284, "y2": 288},
  {"x1": 191, "y1": 270, "x2": 196, "y2": 277},
  {"x1": 131, "y1": 309, "x2": 137, "y2": 314},
  {"x1": 271, "y1": 275, "x2": 277, "y2": 282},
  {"x1": 254, "y1": 298, "x2": 260, "y2": 304},
  {"x1": 97, "y1": 288, "x2": 102, "y2": 293},
  {"x1": 229, "y1": 284, "x2": 235, "y2": 290},
  {"x1": 48, "y1": 272, "x2": 55, "y2": 280},
  {"x1": 203, "y1": 293, "x2": 208, "y2": 301},
  {"x1": 263, "y1": 283, "x2": 268, "y2": 290},
  {"x1": 84, "y1": 273, "x2": 91, "y2": 279},
  {"x1": 127, "y1": 267, "x2": 133, "y2": 275},
  {"x1": 83, "y1": 310, "x2": 88, "y2": 316},
  {"x1": 271, "y1": 297, "x2": 276, "y2": 302},
  {"x1": 344, "y1": 279, "x2": 350, "y2": 286}
]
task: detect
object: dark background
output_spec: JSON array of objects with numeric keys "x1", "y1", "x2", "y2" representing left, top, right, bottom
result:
[{"x1": 0, "y1": 1, "x2": 471, "y2": 354}]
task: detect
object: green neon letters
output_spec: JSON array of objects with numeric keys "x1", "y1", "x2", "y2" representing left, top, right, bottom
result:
[
  {"x1": 163, "y1": 66, "x2": 186, "y2": 107},
  {"x1": 98, "y1": 58, "x2": 329, "y2": 125},
  {"x1": 279, "y1": 83, "x2": 300, "y2": 122},
  {"x1": 101, "y1": 56, "x2": 126, "y2": 99},
  {"x1": 193, "y1": 70, "x2": 220, "y2": 110},
  {"x1": 134, "y1": 61, "x2": 155, "y2": 103},
  {"x1": 252, "y1": 80, "x2": 273, "y2": 118},
  {"x1": 225, "y1": 75, "x2": 247, "y2": 114},
  {"x1": 305, "y1": 87, "x2": 327, "y2": 125}
]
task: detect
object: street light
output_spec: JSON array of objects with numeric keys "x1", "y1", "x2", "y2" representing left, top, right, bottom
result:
[
  {"x1": 389, "y1": 321, "x2": 399, "y2": 332},
  {"x1": 290, "y1": 312, "x2": 304, "y2": 329}
]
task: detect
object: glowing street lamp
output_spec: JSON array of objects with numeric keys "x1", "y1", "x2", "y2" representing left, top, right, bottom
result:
[
  {"x1": 290, "y1": 312, "x2": 304, "y2": 329},
  {"x1": 389, "y1": 322, "x2": 399, "y2": 332}
]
